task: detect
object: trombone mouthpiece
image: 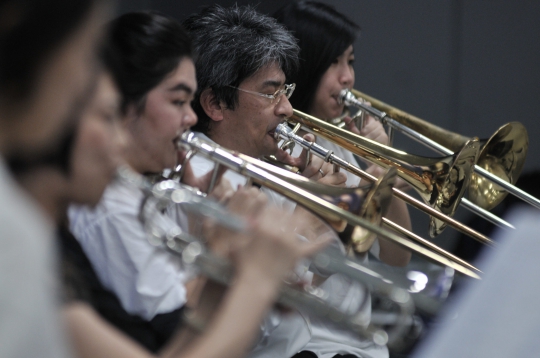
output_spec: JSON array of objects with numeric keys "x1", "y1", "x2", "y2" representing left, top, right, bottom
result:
[
  {"x1": 338, "y1": 88, "x2": 361, "y2": 106},
  {"x1": 274, "y1": 123, "x2": 293, "y2": 141},
  {"x1": 338, "y1": 89, "x2": 355, "y2": 106}
]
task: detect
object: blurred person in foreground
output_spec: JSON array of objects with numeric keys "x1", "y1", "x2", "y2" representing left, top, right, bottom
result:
[{"x1": 0, "y1": 0, "x2": 109, "y2": 356}]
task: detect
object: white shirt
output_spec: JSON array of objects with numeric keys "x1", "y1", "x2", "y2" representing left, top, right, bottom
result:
[
  {"x1": 0, "y1": 158, "x2": 71, "y2": 358},
  {"x1": 68, "y1": 178, "x2": 190, "y2": 320},
  {"x1": 315, "y1": 136, "x2": 362, "y2": 187}
]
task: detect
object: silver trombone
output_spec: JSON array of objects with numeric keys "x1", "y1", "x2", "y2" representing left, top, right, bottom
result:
[
  {"x1": 117, "y1": 166, "x2": 420, "y2": 348},
  {"x1": 340, "y1": 88, "x2": 535, "y2": 212}
]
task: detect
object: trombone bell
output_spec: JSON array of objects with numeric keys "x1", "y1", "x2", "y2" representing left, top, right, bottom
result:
[
  {"x1": 469, "y1": 122, "x2": 528, "y2": 209},
  {"x1": 348, "y1": 89, "x2": 529, "y2": 211}
]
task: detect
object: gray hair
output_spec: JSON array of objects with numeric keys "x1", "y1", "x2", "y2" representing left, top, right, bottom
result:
[{"x1": 183, "y1": 4, "x2": 299, "y2": 134}]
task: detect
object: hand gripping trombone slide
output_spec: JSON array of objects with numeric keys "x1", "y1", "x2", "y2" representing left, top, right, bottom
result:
[{"x1": 116, "y1": 166, "x2": 423, "y2": 348}]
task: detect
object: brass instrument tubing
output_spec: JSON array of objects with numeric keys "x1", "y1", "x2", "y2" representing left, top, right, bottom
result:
[
  {"x1": 388, "y1": 115, "x2": 536, "y2": 214},
  {"x1": 275, "y1": 124, "x2": 494, "y2": 247},
  {"x1": 354, "y1": 166, "x2": 494, "y2": 246},
  {"x1": 375, "y1": 117, "x2": 515, "y2": 229},
  {"x1": 382, "y1": 218, "x2": 481, "y2": 274}
]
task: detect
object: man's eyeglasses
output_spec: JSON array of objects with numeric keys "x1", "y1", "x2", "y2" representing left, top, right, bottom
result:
[{"x1": 227, "y1": 83, "x2": 296, "y2": 105}]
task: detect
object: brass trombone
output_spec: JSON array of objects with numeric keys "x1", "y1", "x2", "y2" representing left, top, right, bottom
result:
[
  {"x1": 273, "y1": 123, "x2": 493, "y2": 252},
  {"x1": 285, "y1": 109, "x2": 484, "y2": 237},
  {"x1": 341, "y1": 89, "x2": 533, "y2": 211},
  {"x1": 177, "y1": 131, "x2": 481, "y2": 279}
]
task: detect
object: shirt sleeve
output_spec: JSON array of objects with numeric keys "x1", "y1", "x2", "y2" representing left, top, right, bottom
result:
[{"x1": 70, "y1": 204, "x2": 190, "y2": 320}]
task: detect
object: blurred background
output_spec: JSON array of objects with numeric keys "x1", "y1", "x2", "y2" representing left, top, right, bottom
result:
[{"x1": 116, "y1": 0, "x2": 540, "y2": 263}]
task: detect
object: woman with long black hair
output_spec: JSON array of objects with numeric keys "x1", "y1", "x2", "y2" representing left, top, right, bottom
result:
[{"x1": 274, "y1": 2, "x2": 412, "y2": 357}]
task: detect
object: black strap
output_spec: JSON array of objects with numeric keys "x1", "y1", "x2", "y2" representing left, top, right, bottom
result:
[{"x1": 59, "y1": 224, "x2": 183, "y2": 352}]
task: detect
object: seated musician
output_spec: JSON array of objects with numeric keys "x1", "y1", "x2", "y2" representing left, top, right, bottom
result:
[
  {"x1": 273, "y1": 1, "x2": 412, "y2": 265},
  {"x1": 184, "y1": 4, "x2": 411, "y2": 358},
  {"x1": 274, "y1": 3, "x2": 412, "y2": 357},
  {"x1": 0, "y1": 0, "x2": 108, "y2": 355}
]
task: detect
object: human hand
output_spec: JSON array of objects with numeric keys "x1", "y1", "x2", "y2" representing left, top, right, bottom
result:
[
  {"x1": 275, "y1": 133, "x2": 347, "y2": 187},
  {"x1": 232, "y1": 204, "x2": 330, "y2": 288},
  {"x1": 178, "y1": 150, "x2": 229, "y2": 195},
  {"x1": 359, "y1": 115, "x2": 388, "y2": 145},
  {"x1": 204, "y1": 187, "x2": 268, "y2": 257},
  {"x1": 343, "y1": 115, "x2": 361, "y2": 135}
]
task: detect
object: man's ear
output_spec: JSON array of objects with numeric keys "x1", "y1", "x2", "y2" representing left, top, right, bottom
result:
[{"x1": 199, "y1": 88, "x2": 224, "y2": 122}]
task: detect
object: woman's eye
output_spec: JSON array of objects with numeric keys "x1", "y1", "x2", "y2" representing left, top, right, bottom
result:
[{"x1": 173, "y1": 100, "x2": 186, "y2": 106}]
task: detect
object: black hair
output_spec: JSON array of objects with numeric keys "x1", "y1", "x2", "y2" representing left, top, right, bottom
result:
[
  {"x1": 0, "y1": 0, "x2": 105, "y2": 106},
  {"x1": 183, "y1": 4, "x2": 299, "y2": 134},
  {"x1": 274, "y1": 1, "x2": 360, "y2": 113},
  {"x1": 103, "y1": 11, "x2": 192, "y2": 114}
]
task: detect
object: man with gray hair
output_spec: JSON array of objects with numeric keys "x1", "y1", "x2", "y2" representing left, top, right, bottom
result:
[
  {"x1": 182, "y1": 5, "x2": 363, "y2": 358},
  {"x1": 184, "y1": 4, "x2": 345, "y2": 183}
]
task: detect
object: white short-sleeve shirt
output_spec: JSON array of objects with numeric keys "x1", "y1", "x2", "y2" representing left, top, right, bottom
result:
[{"x1": 68, "y1": 179, "x2": 190, "y2": 320}]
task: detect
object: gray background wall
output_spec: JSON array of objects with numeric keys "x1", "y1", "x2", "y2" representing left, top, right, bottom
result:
[{"x1": 116, "y1": 1, "x2": 540, "y2": 252}]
